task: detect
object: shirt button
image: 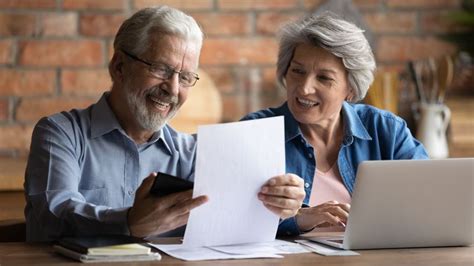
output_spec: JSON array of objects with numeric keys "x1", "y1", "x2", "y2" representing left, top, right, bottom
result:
[
  {"x1": 128, "y1": 190, "x2": 134, "y2": 196},
  {"x1": 300, "y1": 138, "x2": 304, "y2": 143},
  {"x1": 304, "y1": 183, "x2": 310, "y2": 188},
  {"x1": 308, "y1": 153, "x2": 313, "y2": 158}
]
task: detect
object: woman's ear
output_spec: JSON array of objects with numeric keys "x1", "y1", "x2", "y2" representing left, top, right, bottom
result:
[{"x1": 346, "y1": 88, "x2": 355, "y2": 102}]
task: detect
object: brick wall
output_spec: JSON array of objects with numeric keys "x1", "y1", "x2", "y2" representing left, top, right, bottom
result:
[{"x1": 0, "y1": 0, "x2": 462, "y2": 157}]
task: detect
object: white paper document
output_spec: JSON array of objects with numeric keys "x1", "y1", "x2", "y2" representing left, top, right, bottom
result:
[
  {"x1": 295, "y1": 240, "x2": 359, "y2": 256},
  {"x1": 151, "y1": 240, "x2": 309, "y2": 261},
  {"x1": 183, "y1": 117, "x2": 285, "y2": 248},
  {"x1": 152, "y1": 243, "x2": 283, "y2": 261}
]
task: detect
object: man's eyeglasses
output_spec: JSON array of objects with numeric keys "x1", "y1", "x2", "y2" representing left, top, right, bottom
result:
[{"x1": 121, "y1": 50, "x2": 199, "y2": 87}]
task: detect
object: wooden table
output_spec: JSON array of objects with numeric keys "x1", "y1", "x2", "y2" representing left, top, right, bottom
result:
[{"x1": 0, "y1": 241, "x2": 472, "y2": 265}]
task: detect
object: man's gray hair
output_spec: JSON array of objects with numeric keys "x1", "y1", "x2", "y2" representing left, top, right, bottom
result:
[
  {"x1": 277, "y1": 12, "x2": 376, "y2": 102},
  {"x1": 113, "y1": 6, "x2": 203, "y2": 56}
]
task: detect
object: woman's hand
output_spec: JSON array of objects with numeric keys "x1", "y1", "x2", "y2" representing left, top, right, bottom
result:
[
  {"x1": 296, "y1": 201, "x2": 350, "y2": 231},
  {"x1": 258, "y1": 174, "x2": 306, "y2": 219}
]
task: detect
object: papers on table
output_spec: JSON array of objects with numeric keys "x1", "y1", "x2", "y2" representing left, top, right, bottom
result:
[
  {"x1": 183, "y1": 117, "x2": 285, "y2": 248},
  {"x1": 295, "y1": 240, "x2": 360, "y2": 256},
  {"x1": 151, "y1": 240, "x2": 309, "y2": 261}
]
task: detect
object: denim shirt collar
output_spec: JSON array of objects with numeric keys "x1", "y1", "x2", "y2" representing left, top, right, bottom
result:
[
  {"x1": 341, "y1": 101, "x2": 372, "y2": 141},
  {"x1": 90, "y1": 92, "x2": 171, "y2": 153},
  {"x1": 274, "y1": 101, "x2": 372, "y2": 144}
]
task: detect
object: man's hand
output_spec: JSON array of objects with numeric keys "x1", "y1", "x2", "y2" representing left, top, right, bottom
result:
[
  {"x1": 258, "y1": 174, "x2": 306, "y2": 219},
  {"x1": 296, "y1": 201, "x2": 350, "y2": 231},
  {"x1": 127, "y1": 172, "x2": 208, "y2": 238}
]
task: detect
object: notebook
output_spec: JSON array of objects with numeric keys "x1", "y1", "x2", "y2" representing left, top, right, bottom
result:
[
  {"x1": 306, "y1": 158, "x2": 474, "y2": 250},
  {"x1": 54, "y1": 235, "x2": 161, "y2": 263}
]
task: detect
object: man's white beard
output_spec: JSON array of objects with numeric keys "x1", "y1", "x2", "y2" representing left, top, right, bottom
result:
[{"x1": 125, "y1": 86, "x2": 180, "y2": 132}]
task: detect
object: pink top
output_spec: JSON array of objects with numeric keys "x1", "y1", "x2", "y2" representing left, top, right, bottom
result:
[{"x1": 309, "y1": 162, "x2": 351, "y2": 232}]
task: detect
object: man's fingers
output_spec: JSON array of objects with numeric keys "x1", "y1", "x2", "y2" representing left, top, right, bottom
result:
[
  {"x1": 135, "y1": 172, "x2": 157, "y2": 199},
  {"x1": 168, "y1": 195, "x2": 208, "y2": 216}
]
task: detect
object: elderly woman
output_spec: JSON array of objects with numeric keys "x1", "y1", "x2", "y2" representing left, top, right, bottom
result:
[{"x1": 245, "y1": 12, "x2": 428, "y2": 236}]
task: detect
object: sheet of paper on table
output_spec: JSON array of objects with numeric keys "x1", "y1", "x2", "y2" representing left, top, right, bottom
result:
[
  {"x1": 183, "y1": 117, "x2": 285, "y2": 248},
  {"x1": 151, "y1": 240, "x2": 309, "y2": 261}
]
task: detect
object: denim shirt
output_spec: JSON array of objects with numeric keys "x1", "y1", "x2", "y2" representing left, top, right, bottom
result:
[
  {"x1": 242, "y1": 101, "x2": 428, "y2": 235},
  {"x1": 25, "y1": 93, "x2": 197, "y2": 242}
]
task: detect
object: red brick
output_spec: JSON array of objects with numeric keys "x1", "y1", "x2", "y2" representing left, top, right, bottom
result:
[
  {"x1": 262, "y1": 67, "x2": 279, "y2": 91},
  {"x1": 256, "y1": 12, "x2": 304, "y2": 35},
  {"x1": 302, "y1": 0, "x2": 328, "y2": 9},
  {"x1": 305, "y1": 0, "x2": 380, "y2": 11},
  {"x1": 16, "y1": 97, "x2": 96, "y2": 122},
  {"x1": 364, "y1": 12, "x2": 417, "y2": 33},
  {"x1": 0, "y1": 125, "x2": 34, "y2": 150},
  {"x1": 191, "y1": 13, "x2": 250, "y2": 35},
  {"x1": 377, "y1": 36, "x2": 456, "y2": 62},
  {"x1": 80, "y1": 14, "x2": 125, "y2": 37},
  {"x1": 0, "y1": 0, "x2": 56, "y2": 9},
  {"x1": 19, "y1": 40, "x2": 103, "y2": 67},
  {"x1": 0, "y1": 70, "x2": 55, "y2": 96},
  {"x1": 420, "y1": 11, "x2": 467, "y2": 33},
  {"x1": 0, "y1": 40, "x2": 14, "y2": 64},
  {"x1": 61, "y1": 69, "x2": 112, "y2": 95},
  {"x1": 353, "y1": 0, "x2": 380, "y2": 9},
  {"x1": 133, "y1": 0, "x2": 213, "y2": 10},
  {"x1": 386, "y1": 0, "x2": 460, "y2": 8},
  {"x1": 0, "y1": 14, "x2": 37, "y2": 36},
  {"x1": 203, "y1": 67, "x2": 235, "y2": 93},
  {"x1": 40, "y1": 13, "x2": 77, "y2": 36},
  {"x1": 201, "y1": 38, "x2": 278, "y2": 65},
  {"x1": 63, "y1": 0, "x2": 125, "y2": 10},
  {"x1": 0, "y1": 99, "x2": 8, "y2": 121},
  {"x1": 218, "y1": 0, "x2": 298, "y2": 10}
]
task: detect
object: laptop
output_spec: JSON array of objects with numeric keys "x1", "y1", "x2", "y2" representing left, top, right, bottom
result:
[{"x1": 306, "y1": 158, "x2": 474, "y2": 250}]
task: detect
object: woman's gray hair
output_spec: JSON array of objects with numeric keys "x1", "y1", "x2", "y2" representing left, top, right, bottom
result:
[
  {"x1": 277, "y1": 12, "x2": 376, "y2": 102},
  {"x1": 113, "y1": 6, "x2": 203, "y2": 56}
]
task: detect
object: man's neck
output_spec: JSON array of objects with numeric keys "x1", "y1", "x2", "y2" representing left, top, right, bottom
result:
[{"x1": 107, "y1": 88, "x2": 155, "y2": 145}]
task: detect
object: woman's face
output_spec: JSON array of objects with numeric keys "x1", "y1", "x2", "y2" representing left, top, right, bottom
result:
[{"x1": 285, "y1": 43, "x2": 353, "y2": 126}]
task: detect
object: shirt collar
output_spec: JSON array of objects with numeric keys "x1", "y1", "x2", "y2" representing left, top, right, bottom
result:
[
  {"x1": 91, "y1": 92, "x2": 123, "y2": 138},
  {"x1": 90, "y1": 92, "x2": 172, "y2": 154},
  {"x1": 341, "y1": 101, "x2": 372, "y2": 140},
  {"x1": 274, "y1": 101, "x2": 372, "y2": 143},
  {"x1": 273, "y1": 102, "x2": 304, "y2": 142}
]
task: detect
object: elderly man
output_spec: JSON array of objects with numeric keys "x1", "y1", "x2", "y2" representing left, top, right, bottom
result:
[{"x1": 24, "y1": 6, "x2": 305, "y2": 242}]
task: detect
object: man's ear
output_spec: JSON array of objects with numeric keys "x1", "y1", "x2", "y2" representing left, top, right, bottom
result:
[{"x1": 109, "y1": 52, "x2": 124, "y2": 83}]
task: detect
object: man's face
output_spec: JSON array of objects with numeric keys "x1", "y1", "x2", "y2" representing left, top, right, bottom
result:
[{"x1": 120, "y1": 34, "x2": 200, "y2": 132}]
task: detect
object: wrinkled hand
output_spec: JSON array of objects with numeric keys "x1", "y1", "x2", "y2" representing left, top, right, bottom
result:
[
  {"x1": 296, "y1": 201, "x2": 350, "y2": 231},
  {"x1": 127, "y1": 172, "x2": 208, "y2": 238},
  {"x1": 258, "y1": 174, "x2": 306, "y2": 219}
]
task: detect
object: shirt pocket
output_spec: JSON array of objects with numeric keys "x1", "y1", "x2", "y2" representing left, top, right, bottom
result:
[{"x1": 78, "y1": 187, "x2": 108, "y2": 206}]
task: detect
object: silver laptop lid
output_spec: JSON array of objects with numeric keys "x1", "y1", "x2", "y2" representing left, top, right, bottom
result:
[{"x1": 343, "y1": 158, "x2": 473, "y2": 249}]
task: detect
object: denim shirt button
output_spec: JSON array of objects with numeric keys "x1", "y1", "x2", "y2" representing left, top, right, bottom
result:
[
  {"x1": 304, "y1": 182, "x2": 310, "y2": 188},
  {"x1": 308, "y1": 153, "x2": 313, "y2": 158},
  {"x1": 344, "y1": 136, "x2": 352, "y2": 144}
]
